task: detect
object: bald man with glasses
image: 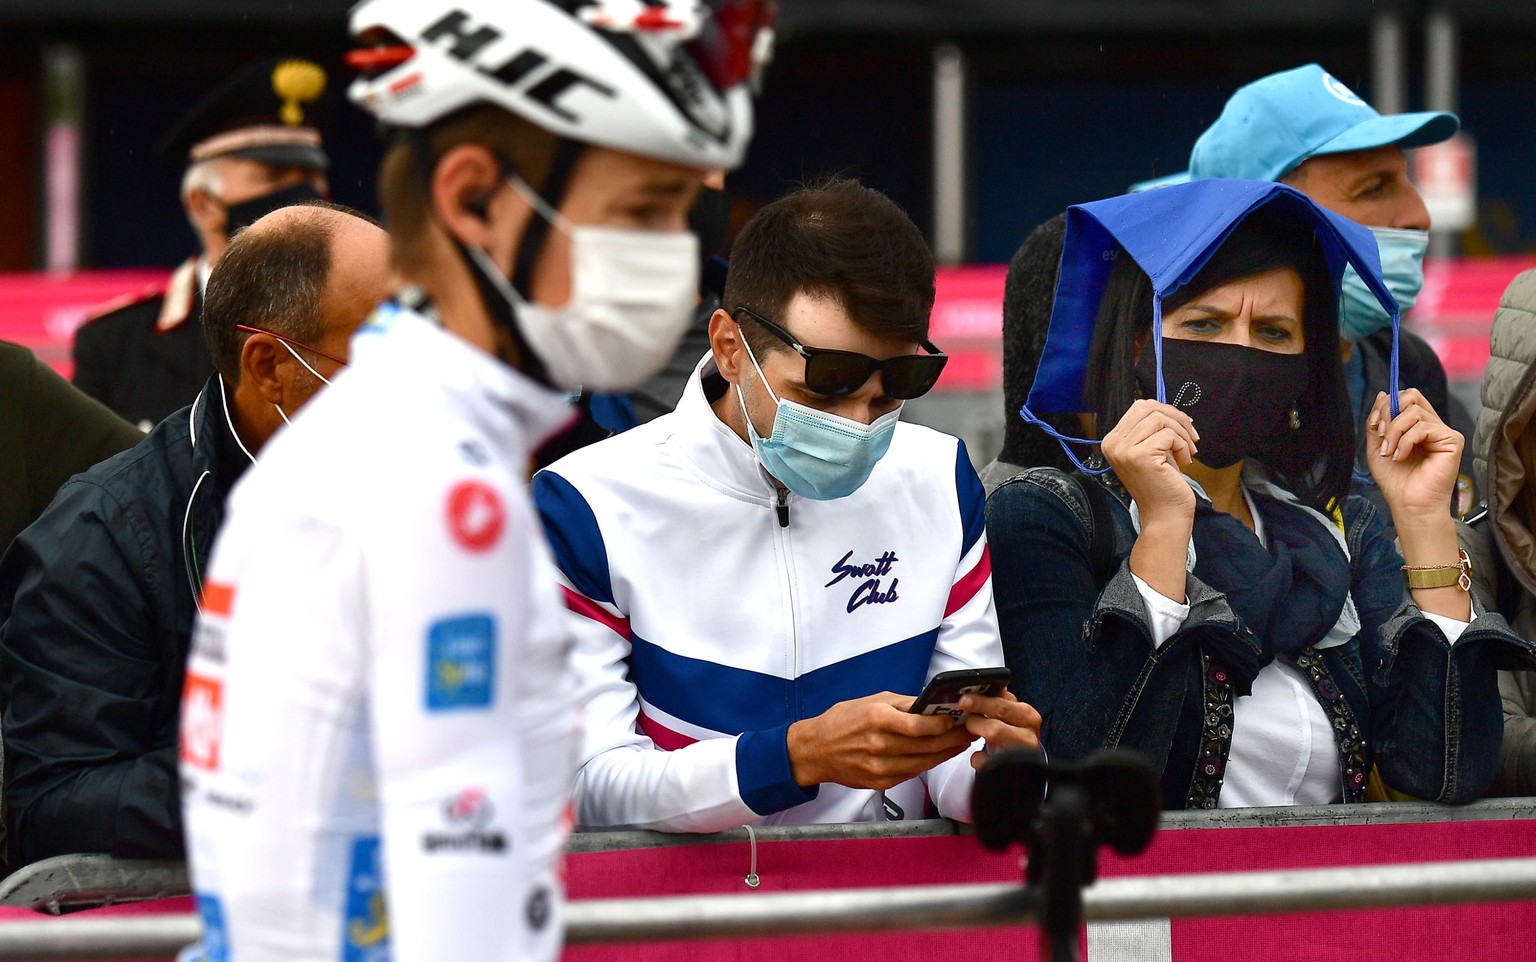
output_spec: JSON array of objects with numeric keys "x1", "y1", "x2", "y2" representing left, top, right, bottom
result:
[{"x1": 0, "y1": 202, "x2": 389, "y2": 868}]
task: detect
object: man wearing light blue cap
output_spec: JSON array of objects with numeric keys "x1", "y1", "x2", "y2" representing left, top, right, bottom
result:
[{"x1": 1146, "y1": 63, "x2": 1475, "y2": 521}]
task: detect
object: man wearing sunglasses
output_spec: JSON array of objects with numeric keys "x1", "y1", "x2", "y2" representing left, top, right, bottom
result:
[
  {"x1": 0, "y1": 202, "x2": 388, "y2": 870},
  {"x1": 535, "y1": 179, "x2": 1040, "y2": 833}
]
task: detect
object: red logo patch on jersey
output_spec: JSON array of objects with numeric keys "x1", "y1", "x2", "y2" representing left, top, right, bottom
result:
[
  {"x1": 200, "y1": 581, "x2": 236, "y2": 617},
  {"x1": 447, "y1": 480, "x2": 505, "y2": 553},
  {"x1": 181, "y1": 673, "x2": 225, "y2": 771}
]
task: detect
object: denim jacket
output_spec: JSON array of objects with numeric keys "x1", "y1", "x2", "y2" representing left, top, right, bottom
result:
[{"x1": 986, "y1": 466, "x2": 1536, "y2": 808}]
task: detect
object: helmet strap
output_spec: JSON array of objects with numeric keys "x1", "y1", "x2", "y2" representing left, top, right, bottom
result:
[
  {"x1": 399, "y1": 127, "x2": 558, "y2": 384},
  {"x1": 510, "y1": 137, "x2": 585, "y2": 299},
  {"x1": 454, "y1": 234, "x2": 552, "y2": 384}
]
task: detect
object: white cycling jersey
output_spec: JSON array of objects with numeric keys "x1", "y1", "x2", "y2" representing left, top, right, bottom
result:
[{"x1": 180, "y1": 304, "x2": 579, "y2": 962}]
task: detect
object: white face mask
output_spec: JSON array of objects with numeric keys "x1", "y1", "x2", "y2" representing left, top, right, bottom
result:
[{"x1": 468, "y1": 175, "x2": 700, "y2": 392}]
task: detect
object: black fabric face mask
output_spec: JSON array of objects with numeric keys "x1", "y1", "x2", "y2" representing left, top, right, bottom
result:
[
  {"x1": 222, "y1": 182, "x2": 324, "y2": 237},
  {"x1": 1134, "y1": 338, "x2": 1310, "y2": 468}
]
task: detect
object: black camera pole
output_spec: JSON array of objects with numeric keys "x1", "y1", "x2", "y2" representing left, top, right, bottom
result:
[{"x1": 971, "y1": 748, "x2": 1162, "y2": 962}]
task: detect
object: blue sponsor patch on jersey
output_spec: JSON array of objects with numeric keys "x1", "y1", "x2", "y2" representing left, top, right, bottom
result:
[
  {"x1": 343, "y1": 835, "x2": 391, "y2": 962},
  {"x1": 425, "y1": 614, "x2": 497, "y2": 711},
  {"x1": 194, "y1": 893, "x2": 229, "y2": 962}
]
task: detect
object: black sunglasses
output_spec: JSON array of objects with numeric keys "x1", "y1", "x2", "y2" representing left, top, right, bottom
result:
[{"x1": 734, "y1": 307, "x2": 948, "y2": 400}]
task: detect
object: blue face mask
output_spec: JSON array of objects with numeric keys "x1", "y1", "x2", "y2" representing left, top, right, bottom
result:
[
  {"x1": 735, "y1": 338, "x2": 901, "y2": 501},
  {"x1": 1338, "y1": 226, "x2": 1427, "y2": 343}
]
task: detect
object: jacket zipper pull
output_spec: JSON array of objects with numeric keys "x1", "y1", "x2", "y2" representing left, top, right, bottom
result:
[{"x1": 775, "y1": 487, "x2": 790, "y2": 528}]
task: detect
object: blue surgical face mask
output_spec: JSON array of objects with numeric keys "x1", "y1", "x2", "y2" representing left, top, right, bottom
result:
[
  {"x1": 1338, "y1": 226, "x2": 1428, "y2": 343},
  {"x1": 735, "y1": 337, "x2": 900, "y2": 501}
]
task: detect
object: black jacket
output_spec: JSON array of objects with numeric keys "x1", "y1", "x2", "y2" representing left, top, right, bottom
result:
[
  {"x1": 72, "y1": 257, "x2": 215, "y2": 430},
  {"x1": 0, "y1": 341, "x2": 145, "y2": 557},
  {"x1": 0, "y1": 375, "x2": 248, "y2": 867}
]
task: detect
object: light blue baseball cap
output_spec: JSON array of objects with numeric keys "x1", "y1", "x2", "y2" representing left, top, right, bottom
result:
[{"x1": 1133, "y1": 64, "x2": 1458, "y2": 189}]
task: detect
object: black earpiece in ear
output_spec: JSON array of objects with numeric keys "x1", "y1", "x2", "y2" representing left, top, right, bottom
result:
[{"x1": 465, "y1": 189, "x2": 494, "y2": 222}]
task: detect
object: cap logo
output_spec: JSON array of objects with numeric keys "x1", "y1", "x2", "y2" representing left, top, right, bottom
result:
[
  {"x1": 1321, "y1": 72, "x2": 1366, "y2": 107},
  {"x1": 272, "y1": 60, "x2": 327, "y2": 126}
]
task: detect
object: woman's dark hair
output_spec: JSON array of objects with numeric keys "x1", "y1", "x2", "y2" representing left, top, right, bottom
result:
[
  {"x1": 999, "y1": 212, "x2": 1076, "y2": 469},
  {"x1": 1083, "y1": 206, "x2": 1355, "y2": 511}
]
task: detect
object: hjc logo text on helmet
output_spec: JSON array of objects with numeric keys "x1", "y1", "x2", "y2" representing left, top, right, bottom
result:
[{"x1": 420, "y1": 10, "x2": 619, "y2": 123}]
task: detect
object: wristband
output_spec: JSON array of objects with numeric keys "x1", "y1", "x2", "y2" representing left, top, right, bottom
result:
[{"x1": 1402, "y1": 548, "x2": 1472, "y2": 592}]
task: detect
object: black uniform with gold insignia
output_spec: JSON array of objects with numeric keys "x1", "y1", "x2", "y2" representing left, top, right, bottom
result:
[{"x1": 73, "y1": 57, "x2": 330, "y2": 428}]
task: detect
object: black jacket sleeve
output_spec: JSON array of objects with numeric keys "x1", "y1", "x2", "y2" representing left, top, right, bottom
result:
[
  {"x1": 0, "y1": 476, "x2": 186, "y2": 864},
  {"x1": 21, "y1": 350, "x2": 145, "y2": 525},
  {"x1": 1348, "y1": 498, "x2": 1536, "y2": 802}
]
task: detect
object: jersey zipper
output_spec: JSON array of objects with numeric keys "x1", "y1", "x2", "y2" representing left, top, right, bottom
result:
[{"x1": 771, "y1": 483, "x2": 801, "y2": 720}]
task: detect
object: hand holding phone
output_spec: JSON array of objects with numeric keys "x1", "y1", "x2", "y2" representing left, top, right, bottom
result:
[{"x1": 908, "y1": 667, "x2": 1012, "y2": 719}]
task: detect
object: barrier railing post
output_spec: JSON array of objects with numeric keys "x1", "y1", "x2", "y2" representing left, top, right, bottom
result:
[{"x1": 972, "y1": 748, "x2": 1163, "y2": 962}]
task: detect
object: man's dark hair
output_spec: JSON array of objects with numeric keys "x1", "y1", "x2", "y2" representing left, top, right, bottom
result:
[
  {"x1": 1084, "y1": 206, "x2": 1355, "y2": 511},
  {"x1": 722, "y1": 178, "x2": 935, "y2": 355},
  {"x1": 203, "y1": 200, "x2": 375, "y2": 384},
  {"x1": 999, "y1": 213, "x2": 1076, "y2": 470}
]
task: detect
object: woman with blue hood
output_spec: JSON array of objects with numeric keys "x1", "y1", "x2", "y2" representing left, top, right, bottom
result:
[{"x1": 987, "y1": 179, "x2": 1535, "y2": 808}]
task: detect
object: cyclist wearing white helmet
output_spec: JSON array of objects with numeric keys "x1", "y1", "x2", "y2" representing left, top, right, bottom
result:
[{"x1": 179, "y1": 2, "x2": 773, "y2": 961}]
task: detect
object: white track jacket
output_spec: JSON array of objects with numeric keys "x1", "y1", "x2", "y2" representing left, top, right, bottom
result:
[
  {"x1": 533, "y1": 359, "x2": 1001, "y2": 832},
  {"x1": 180, "y1": 306, "x2": 579, "y2": 962}
]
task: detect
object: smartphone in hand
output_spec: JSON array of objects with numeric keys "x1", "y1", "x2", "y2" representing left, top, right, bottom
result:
[{"x1": 908, "y1": 667, "x2": 1012, "y2": 718}]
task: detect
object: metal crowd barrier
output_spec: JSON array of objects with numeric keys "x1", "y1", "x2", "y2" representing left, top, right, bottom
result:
[
  {"x1": 1, "y1": 857, "x2": 1535, "y2": 959},
  {"x1": 0, "y1": 797, "x2": 1532, "y2": 958}
]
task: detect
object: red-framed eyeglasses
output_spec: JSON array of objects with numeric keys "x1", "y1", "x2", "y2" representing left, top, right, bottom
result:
[{"x1": 236, "y1": 324, "x2": 348, "y2": 368}]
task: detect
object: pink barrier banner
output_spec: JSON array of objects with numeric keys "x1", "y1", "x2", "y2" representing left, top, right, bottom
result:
[
  {"x1": 0, "y1": 818, "x2": 1529, "y2": 961},
  {"x1": 563, "y1": 818, "x2": 1536, "y2": 961}
]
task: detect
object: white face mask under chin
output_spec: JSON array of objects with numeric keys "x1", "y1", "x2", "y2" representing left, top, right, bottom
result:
[{"x1": 467, "y1": 175, "x2": 701, "y2": 392}]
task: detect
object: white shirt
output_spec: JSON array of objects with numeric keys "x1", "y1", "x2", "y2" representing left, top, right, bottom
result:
[
  {"x1": 180, "y1": 306, "x2": 579, "y2": 962},
  {"x1": 1131, "y1": 487, "x2": 1469, "y2": 807}
]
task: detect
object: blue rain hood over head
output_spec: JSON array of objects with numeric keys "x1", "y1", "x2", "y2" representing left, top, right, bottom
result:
[{"x1": 1026, "y1": 179, "x2": 1400, "y2": 419}]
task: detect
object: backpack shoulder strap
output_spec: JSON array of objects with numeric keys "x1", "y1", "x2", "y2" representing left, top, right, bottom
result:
[
  {"x1": 990, "y1": 466, "x2": 1120, "y2": 590},
  {"x1": 1073, "y1": 471, "x2": 1119, "y2": 589}
]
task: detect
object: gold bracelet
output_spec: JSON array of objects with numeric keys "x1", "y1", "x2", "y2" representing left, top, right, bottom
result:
[{"x1": 1402, "y1": 548, "x2": 1472, "y2": 592}]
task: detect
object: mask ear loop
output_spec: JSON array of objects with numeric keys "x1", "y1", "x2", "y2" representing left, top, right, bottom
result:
[
  {"x1": 509, "y1": 139, "x2": 586, "y2": 300},
  {"x1": 1388, "y1": 304, "x2": 1401, "y2": 417},
  {"x1": 1351, "y1": 264, "x2": 1403, "y2": 488},
  {"x1": 278, "y1": 339, "x2": 333, "y2": 387},
  {"x1": 1015, "y1": 404, "x2": 1112, "y2": 476},
  {"x1": 399, "y1": 129, "x2": 557, "y2": 383},
  {"x1": 1017, "y1": 293, "x2": 1168, "y2": 477}
]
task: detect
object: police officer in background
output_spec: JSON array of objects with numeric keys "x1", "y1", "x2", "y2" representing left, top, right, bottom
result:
[{"x1": 73, "y1": 57, "x2": 332, "y2": 430}]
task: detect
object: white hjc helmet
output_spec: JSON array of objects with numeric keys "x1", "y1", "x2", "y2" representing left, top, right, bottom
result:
[{"x1": 347, "y1": 0, "x2": 773, "y2": 171}]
